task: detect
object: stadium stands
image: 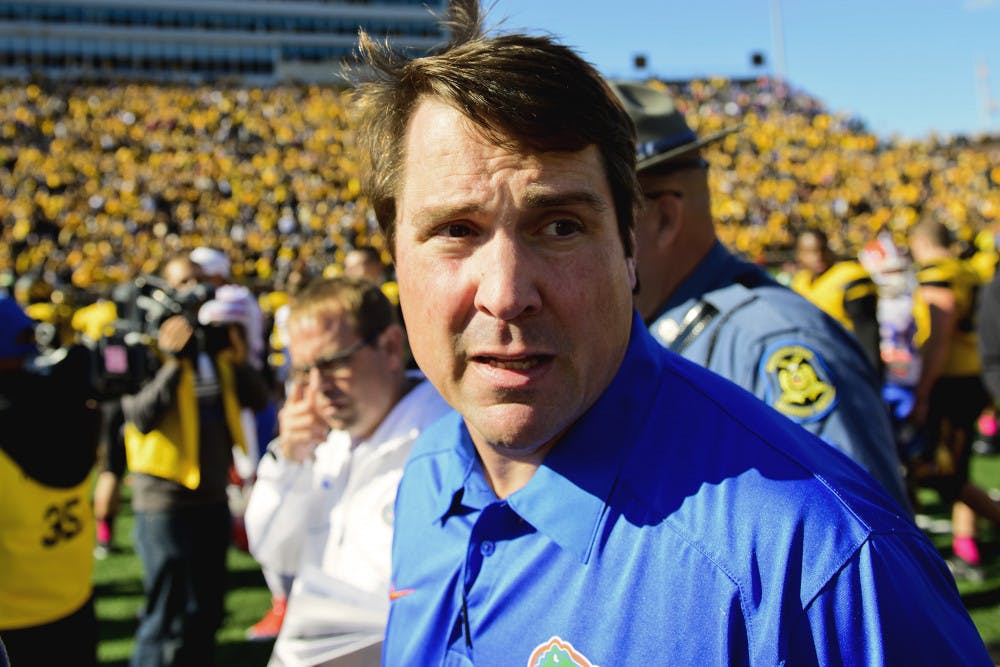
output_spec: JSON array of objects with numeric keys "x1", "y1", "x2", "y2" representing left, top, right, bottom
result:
[{"x1": 1, "y1": 75, "x2": 998, "y2": 304}]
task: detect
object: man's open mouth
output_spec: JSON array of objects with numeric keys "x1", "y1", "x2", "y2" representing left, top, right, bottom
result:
[{"x1": 473, "y1": 354, "x2": 551, "y2": 370}]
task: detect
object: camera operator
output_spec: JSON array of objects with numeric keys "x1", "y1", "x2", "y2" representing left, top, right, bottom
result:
[
  {"x1": 121, "y1": 254, "x2": 270, "y2": 667},
  {"x1": 0, "y1": 295, "x2": 101, "y2": 666}
]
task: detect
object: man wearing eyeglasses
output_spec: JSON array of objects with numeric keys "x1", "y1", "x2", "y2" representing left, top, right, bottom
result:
[
  {"x1": 609, "y1": 81, "x2": 909, "y2": 511},
  {"x1": 244, "y1": 276, "x2": 449, "y2": 667}
]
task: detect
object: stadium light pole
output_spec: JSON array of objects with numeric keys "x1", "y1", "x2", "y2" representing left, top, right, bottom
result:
[{"x1": 976, "y1": 57, "x2": 997, "y2": 133}]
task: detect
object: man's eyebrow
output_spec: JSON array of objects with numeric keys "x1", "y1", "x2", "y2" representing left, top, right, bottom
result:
[
  {"x1": 522, "y1": 189, "x2": 608, "y2": 212},
  {"x1": 414, "y1": 202, "x2": 487, "y2": 224},
  {"x1": 413, "y1": 189, "x2": 609, "y2": 225}
]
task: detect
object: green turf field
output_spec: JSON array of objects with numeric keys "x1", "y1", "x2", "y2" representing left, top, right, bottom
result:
[
  {"x1": 92, "y1": 487, "x2": 274, "y2": 666},
  {"x1": 949, "y1": 452, "x2": 1000, "y2": 661},
  {"x1": 94, "y1": 454, "x2": 1000, "y2": 665}
]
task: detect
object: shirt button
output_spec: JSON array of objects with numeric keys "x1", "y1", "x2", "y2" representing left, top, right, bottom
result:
[{"x1": 480, "y1": 541, "x2": 495, "y2": 556}]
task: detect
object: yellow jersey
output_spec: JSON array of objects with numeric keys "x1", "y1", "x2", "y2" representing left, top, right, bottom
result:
[
  {"x1": 915, "y1": 258, "x2": 982, "y2": 377},
  {"x1": 791, "y1": 261, "x2": 878, "y2": 332},
  {"x1": 0, "y1": 449, "x2": 94, "y2": 629}
]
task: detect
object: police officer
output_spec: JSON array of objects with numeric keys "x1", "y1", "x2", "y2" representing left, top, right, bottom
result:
[{"x1": 609, "y1": 80, "x2": 908, "y2": 510}]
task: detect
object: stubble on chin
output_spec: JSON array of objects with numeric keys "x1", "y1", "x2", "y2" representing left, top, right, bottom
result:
[{"x1": 465, "y1": 402, "x2": 568, "y2": 460}]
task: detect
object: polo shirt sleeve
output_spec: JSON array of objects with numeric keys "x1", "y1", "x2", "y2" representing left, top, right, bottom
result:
[{"x1": 790, "y1": 532, "x2": 990, "y2": 665}]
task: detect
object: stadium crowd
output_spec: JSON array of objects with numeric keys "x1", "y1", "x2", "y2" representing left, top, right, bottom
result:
[
  {"x1": 2, "y1": 71, "x2": 1000, "y2": 663},
  {"x1": 0, "y1": 81, "x2": 383, "y2": 309},
  {"x1": 2, "y1": 76, "x2": 999, "y2": 305}
]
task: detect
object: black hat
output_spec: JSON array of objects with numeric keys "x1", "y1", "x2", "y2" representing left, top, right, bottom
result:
[{"x1": 607, "y1": 80, "x2": 739, "y2": 173}]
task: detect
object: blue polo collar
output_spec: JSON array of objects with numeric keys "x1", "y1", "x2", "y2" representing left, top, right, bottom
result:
[{"x1": 433, "y1": 311, "x2": 665, "y2": 564}]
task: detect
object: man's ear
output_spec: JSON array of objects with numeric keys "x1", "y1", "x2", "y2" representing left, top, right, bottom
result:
[
  {"x1": 627, "y1": 230, "x2": 638, "y2": 291},
  {"x1": 652, "y1": 192, "x2": 685, "y2": 250},
  {"x1": 377, "y1": 323, "x2": 407, "y2": 371}
]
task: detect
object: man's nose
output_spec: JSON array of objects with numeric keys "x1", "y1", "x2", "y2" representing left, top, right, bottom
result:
[{"x1": 472, "y1": 233, "x2": 542, "y2": 321}]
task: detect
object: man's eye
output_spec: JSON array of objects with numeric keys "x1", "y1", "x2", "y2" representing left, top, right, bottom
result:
[
  {"x1": 433, "y1": 222, "x2": 475, "y2": 239},
  {"x1": 442, "y1": 223, "x2": 474, "y2": 238},
  {"x1": 542, "y1": 219, "x2": 583, "y2": 237}
]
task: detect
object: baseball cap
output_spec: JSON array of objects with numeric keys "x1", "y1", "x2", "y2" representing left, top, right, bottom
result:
[
  {"x1": 190, "y1": 247, "x2": 232, "y2": 279},
  {"x1": 198, "y1": 285, "x2": 256, "y2": 328},
  {"x1": 198, "y1": 285, "x2": 264, "y2": 367},
  {"x1": 606, "y1": 80, "x2": 739, "y2": 173}
]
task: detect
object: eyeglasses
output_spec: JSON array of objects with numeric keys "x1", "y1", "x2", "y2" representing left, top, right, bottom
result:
[{"x1": 288, "y1": 338, "x2": 371, "y2": 385}]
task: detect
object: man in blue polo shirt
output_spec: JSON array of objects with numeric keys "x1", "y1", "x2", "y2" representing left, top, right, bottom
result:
[{"x1": 351, "y1": 1, "x2": 990, "y2": 664}]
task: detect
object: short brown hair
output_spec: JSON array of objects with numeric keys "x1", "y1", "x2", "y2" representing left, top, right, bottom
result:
[
  {"x1": 290, "y1": 277, "x2": 396, "y2": 344},
  {"x1": 908, "y1": 217, "x2": 953, "y2": 250},
  {"x1": 351, "y1": 0, "x2": 639, "y2": 257}
]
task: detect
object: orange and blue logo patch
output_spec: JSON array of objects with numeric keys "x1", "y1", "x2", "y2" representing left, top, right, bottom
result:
[{"x1": 528, "y1": 637, "x2": 597, "y2": 667}]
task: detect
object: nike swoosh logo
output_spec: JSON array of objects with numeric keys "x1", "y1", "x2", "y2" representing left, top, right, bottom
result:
[{"x1": 389, "y1": 584, "x2": 415, "y2": 601}]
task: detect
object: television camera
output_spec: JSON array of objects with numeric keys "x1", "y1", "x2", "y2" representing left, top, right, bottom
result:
[{"x1": 90, "y1": 275, "x2": 215, "y2": 398}]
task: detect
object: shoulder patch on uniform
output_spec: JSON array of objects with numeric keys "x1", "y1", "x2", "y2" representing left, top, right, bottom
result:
[
  {"x1": 528, "y1": 637, "x2": 596, "y2": 667},
  {"x1": 759, "y1": 342, "x2": 838, "y2": 423}
]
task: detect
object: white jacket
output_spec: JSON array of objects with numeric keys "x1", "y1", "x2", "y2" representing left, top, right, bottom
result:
[{"x1": 244, "y1": 376, "x2": 450, "y2": 666}]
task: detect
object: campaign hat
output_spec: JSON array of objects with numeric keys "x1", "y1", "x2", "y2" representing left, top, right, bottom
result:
[{"x1": 607, "y1": 80, "x2": 739, "y2": 173}]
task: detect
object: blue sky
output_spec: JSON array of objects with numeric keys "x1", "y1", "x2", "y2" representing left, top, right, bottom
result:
[{"x1": 488, "y1": 0, "x2": 1000, "y2": 140}]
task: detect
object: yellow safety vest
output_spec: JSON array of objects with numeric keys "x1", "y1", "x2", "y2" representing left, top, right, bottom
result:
[{"x1": 124, "y1": 354, "x2": 247, "y2": 490}]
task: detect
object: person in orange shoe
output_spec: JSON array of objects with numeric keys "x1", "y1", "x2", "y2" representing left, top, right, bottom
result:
[{"x1": 246, "y1": 594, "x2": 287, "y2": 642}]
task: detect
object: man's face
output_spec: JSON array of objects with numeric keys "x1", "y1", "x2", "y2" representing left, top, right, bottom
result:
[
  {"x1": 796, "y1": 234, "x2": 831, "y2": 276},
  {"x1": 393, "y1": 98, "x2": 636, "y2": 456},
  {"x1": 632, "y1": 171, "x2": 678, "y2": 320},
  {"x1": 908, "y1": 234, "x2": 932, "y2": 264},
  {"x1": 344, "y1": 252, "x2": 385, "y2": 284},
  {"x1": 287, "y1": 310, "x2": 400, "y2": 440},
  {"x1": 163, "y1": 260, "x2": 201, "y2": 293}
]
